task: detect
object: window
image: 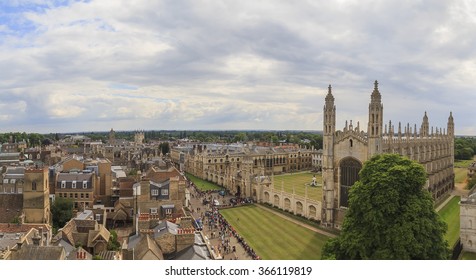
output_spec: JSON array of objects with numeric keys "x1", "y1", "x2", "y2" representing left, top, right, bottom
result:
[
  {"x1": 151, "y1": 189, "x2": 159, "y2": 196},
  {"x1": 10, "y1": 187, "x2": 15, "y2": 193},
  {"x1": 80, "y1": 193, "x2": 84, "y2": 199},
  {"x1": 82, "y1": 181, "x2": 88, "y2": 189},
  {"x1": 165, "y1": 208, "x2": 172, "y2": 215},
  {"x1": 95, "y1": 214, "x2": 101, "y2": 221},
  {"x1": 10, "y1": 179, "x2": 15, "y2": 184},
  {"x1": 72, "y1": 181, "x2": 77, "y2": 189},
  {"x1": 61, "y1": 181, "x2": 66, "y2": 188},
  {"x1": 161, "y1": 189, "x2": 169, "y2": 196},
  {"x1": 86, "y1": 193, "x2": 89, "y2": 199},
  {"x1": 69, "y1": 193, "x2": 73, "y2": 198},
  {"x1": 3, "y1": 179, "x2": 8, "y2": 184},
  {"x1": 150, "y1": 208, "x2": 158, "y2": 214},
  {"x1": 32, "y1": 181, "x2": 37, "y2": 191},
  {"x1": 17, "y1": 188, "x2": 22, "y2": 194}
]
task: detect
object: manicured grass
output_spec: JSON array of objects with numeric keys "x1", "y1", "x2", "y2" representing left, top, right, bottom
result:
[
  {"x1": 273, "y1": 172, "x2": 322, "y2": 201},
  {"x1": 185, "y1": 172, "x2": 223, "y2": 191},
  {"x1": 438, "y1": 196, "x2": 460, "y2": 247},
  {"x1": 454, "y1": 168, "x2": 468, "y2": 185},
  {"x1": 454, "y1": 159, "x2": 474, "y2": 168},
  {"x1": 461, "y1": 251, "x2": 476, "y2": 260},
  {"x1": 220, "y1": 205, "x2": 329, "y2": 260}
]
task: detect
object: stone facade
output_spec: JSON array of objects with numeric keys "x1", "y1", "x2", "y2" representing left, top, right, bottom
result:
[
  {"x1": 322, "y1": 81, "x2": 455, "y2": 228},
  {"x1": 176, "y1": 143, "x2": 313, "y2": 197},
  {"x1": 22, "y1": 167, "x2": 50, "y2": 224},
  {"x1": 460, "y1": 192, "x2": 476, "y2": 253}
]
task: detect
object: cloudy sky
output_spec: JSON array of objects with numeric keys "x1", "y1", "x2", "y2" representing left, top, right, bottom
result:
[{"x1": 0, "y1": 0, "x2": 475, "y2": 135}]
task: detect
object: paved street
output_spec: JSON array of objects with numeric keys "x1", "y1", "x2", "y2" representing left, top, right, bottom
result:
[{"x1": 186, "y1": 185, "x2": 254, "y2": 260}]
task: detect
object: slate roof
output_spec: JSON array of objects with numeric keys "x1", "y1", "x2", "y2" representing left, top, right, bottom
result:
[
  {"x1": 0, "y1": 194, "x2": 23, "y2": 223},
  {"x1": 11, "y1": 245, "x2": 65, "y2": 260},
  {"x1": 133, "y1": 234, "x2": 164, "y2": 260}
]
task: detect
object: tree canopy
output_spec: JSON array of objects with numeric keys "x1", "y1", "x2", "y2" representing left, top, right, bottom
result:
[
  {"x1": 51, "y1": 197, "x2": 74, "y2": 232},
  {"x1": 322, "y1": 154, "x2": 449, "y2": 260}
]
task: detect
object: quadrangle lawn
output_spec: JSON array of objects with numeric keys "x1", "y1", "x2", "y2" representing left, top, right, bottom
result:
[
  {"x1": 438, "y1": 196, "x2": 460, "y2": 248},
  {"x1": 220, "y1": 205, "x2": 329, "y2": 260},
  {"x1": 185, "y1": 172, "x2": 223, "y2": 191},
  {"x1": 272, "y1": 172, "x2": 322, "y2": 201}
]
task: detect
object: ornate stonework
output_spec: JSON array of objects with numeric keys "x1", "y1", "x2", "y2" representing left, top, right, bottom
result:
[{"x1": 322, "y1": 81, "x2": 454, "y2": 228}]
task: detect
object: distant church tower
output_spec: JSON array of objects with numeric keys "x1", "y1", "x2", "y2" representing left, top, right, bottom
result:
[
  {"x1": 23, "y1": 167, "x2": 50, "y2": 224},
  {"x1": 109, "y1": 128, "x2": 116, "y2": 145},
  {"x1": 134, "y1": 131, "x2": 145, "y2": 145}
]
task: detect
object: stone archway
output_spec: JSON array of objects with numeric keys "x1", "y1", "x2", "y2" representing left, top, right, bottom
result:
[
  {"x1": 284, "y1": 198, "x2": 291, "y2": 211},
  {"x1": 264, "y1": 192, "x2": 270, "y2": 203},
  {"x1": 339, "y1": 157, "x2": 362, "y2": 208},
  {"x1": 296, "y1": 201, "x2": 303, "y2": 215},
  {"x1": 308, "y1": 205, "x2": 317, "y2": 218}
]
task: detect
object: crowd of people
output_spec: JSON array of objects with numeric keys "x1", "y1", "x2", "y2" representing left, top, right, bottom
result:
[
  {"x1": 204, "y1": 206, "x2": 260, "y2": 260},
  {"x1": 186, "y1": 178, "x2": 260, "y2": 260}
]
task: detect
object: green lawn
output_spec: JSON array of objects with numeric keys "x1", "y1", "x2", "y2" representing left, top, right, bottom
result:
[
  {"x1": 273, "y1": 172, "x2": 322, "y2": 201},
  {"x1": 461, "y1": 251, "x2": 476, "y2": 260},
  {"x1": 185, "y1": 172, "x2": 223, "y2": 191},
  {"x1": 438, "y1": 196, "x2": 460, "y2": 247},
  {"x1": 454, "y1": 159, "x2": 474, "y2": 168},
  {"x1": 220, "y1": 205, "x2": 329, "y2": 260},
  {"x1": 454, "y1": 168, "x2": 468, "y2": 185}
]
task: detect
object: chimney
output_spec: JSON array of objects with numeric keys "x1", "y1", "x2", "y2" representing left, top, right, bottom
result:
[{"x1": 32, "y1": 232, "x2": 41, "y2": 246}]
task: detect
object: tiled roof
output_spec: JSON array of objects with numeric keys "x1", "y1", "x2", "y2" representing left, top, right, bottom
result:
[
  {"x1": 0, "y1": 223, "x2": 50, "y2": 234},
  {"x1": 0, "y1": 194, "x2": 23, "y2": 223},
  {"x1": 97, "y1": 250, "x2": 118, "y2": 260},
  {"x1": 11, "y1": 245, "x2": 65, "y2": 260},
  {"x1": 134, "y1": 234, "x2": 164, "y2": 260},
  {"x1": 57, "y1": 172, "x2": 93, "y2": 182}
]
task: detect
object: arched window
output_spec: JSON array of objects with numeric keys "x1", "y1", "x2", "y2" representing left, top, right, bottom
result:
[
  {"x1": 339, "y1": 157, "x2": 362, "y2": 207},
  {"x1": 350, "y1": 139, "x2": 353, "y2": 148}
]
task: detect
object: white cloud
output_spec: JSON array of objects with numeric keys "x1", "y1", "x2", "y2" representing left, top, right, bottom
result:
[{"x1": 0, "y1": 0, "x2": 473, "y2": 134}]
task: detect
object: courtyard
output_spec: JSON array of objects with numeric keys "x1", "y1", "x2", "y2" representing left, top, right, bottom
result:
[
  {"x1": 273, "y1": 172, "x2": 322, "y2": 201},
  {"x1": 219, "y1": 204, "x2": 329, "y2": 259}
]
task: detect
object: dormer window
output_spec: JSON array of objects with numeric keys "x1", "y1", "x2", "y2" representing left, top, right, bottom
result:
[
  {"x1": 61, "y1": 181, "x2": 66, "y2": 188},
  {"x1": 82, "y1": 181, "x2": 88, "y2": 189},
  {"x1": 72, "y1": 181, "x2": 77, "y2": 189},
  {"x1": 151, "y1": 189, "x2": 159, "y2": 196}
]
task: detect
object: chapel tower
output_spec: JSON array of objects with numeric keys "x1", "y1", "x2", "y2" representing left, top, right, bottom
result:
[
  {"x1": 322, "y1": 85, "x2": 336, "y2": 226},
  {"x1": 367, "y1": 80, "x2": 383, "y2": 157}
]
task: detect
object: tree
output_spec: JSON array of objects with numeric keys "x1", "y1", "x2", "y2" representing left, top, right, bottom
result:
[
  {"x1": 51, "y1": 197, "x2": 74, "y2": 232},
  {"x1": 159, "y1": 142, "x2": 170, "y2": 156},
  {"x1": 322, "y1": 154, "x2": 449, "y2": 260},
  {"x1": 107, "y1": 230, "x2": 121, "y2": 251}
]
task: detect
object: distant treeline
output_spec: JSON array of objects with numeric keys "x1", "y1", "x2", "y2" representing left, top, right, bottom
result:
[
  {"x1": 455, "y1": 137, "x2": 476, "y2": 160},
  {"x1": 81, "y1": 130, "x2": 324, "y2": 150}
]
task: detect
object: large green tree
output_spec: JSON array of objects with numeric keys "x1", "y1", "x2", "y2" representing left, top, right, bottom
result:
[
  {"x1": 322, "y1": 154, "x2": 449, "y2": 260},
  {"x1": 51, "y1": 197, "x2": 74, "y2": 232}
]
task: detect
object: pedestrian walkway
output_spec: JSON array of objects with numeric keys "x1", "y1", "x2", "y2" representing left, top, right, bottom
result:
[{"x1": 187, "y1": 186, "x2": 253, "y2": 260}]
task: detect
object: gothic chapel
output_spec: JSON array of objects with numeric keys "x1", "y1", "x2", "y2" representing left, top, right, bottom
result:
[{"x1": 322, "y1": 81, "x2": 454, "y2": 228}]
